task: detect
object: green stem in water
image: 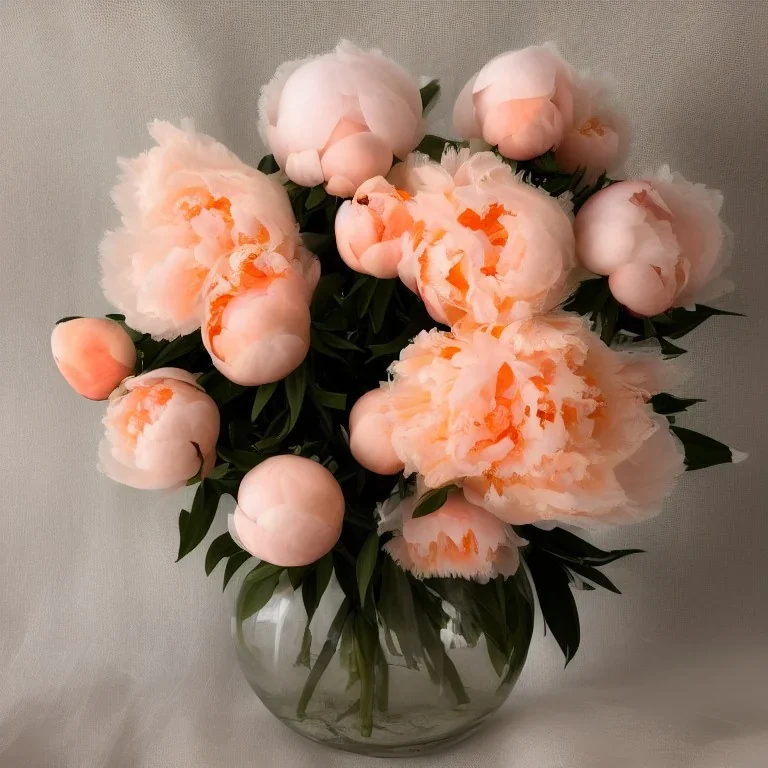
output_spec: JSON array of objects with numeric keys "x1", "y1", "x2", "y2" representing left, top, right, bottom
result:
[
  {"x1": 297, "y1": 597, "x2": 350, "y2": 718},
  {"x1": 353, "y1": 615, "x2": 378, "y2": 737},
  {"x1": 375, "y1": 643, "x2": 389, "y2": 713}
]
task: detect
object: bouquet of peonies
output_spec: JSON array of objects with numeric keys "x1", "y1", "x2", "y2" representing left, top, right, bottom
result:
[{"x1": 51, "y1": 41, "x2": 744, "y2": 743}]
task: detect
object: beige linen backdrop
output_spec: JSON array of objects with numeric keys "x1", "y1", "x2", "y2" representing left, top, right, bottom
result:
[{"x1": 1, "y1": 2, "x2": 766, "y2": 766}]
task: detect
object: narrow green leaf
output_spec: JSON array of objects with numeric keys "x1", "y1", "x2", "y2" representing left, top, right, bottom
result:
[
  {"x1": 257, "y1": 154, "x2": 278, "y2": 174},
  {"x1": 651, "y1": 393, "x2": 705, "y2": 415},
  {"x1": 670, "y1": 425, "x2": 738, "y2": 470},
  {"x1": 356, "y1": 533, "x2": 380, "y2": 606},
  {"x1": 145, "y1": 330, "x2": 203, "y2": 370},
  {"x1": 251, "y1": 381, "x2": 278, "y2": 421},
  {"x1": 412, "y1": 485, "x2": 456, "y2": 519},
  {"x1": 55, "y1": 315, "x2": 83, "y2": 324},
  {"x1": 197, "y1": 370, "x2": 247, "y2": 406},
  {"x1": 353, "y1": 615, "x2": 378, "y2": 737},
  {"x1": 356, "y1": 277, "x2": 379, "y2": 318},
  {"x1": 222, "y1": 550, "x2": 252, "y2": 589},
  {"x1": 216, "y1": 446, "x2": 266, "y2": 471},
  {"x1": 600, "y1": 299, "x2": 619, "y2": 345},
  {"x1": 419, "y1": 79, "x2": 440, "y2": 113},
  {"x1": 205, "y1": 533, "x2": 243, "y2": 576},
  {"x1": 238, "y1": 569, "x2": 281, "y2": 618},
  {"x1": 564, "y1": 561, "x2": 621, "y2": 594},
  {"x1": 369, "y1": 279, "x2": 396, "y2": 333},
  {"x1": 305, "y1": 185, "x2": 327, "y2": 210},
  {"x1": 284, "y1": 364, "x2": 307, "y2": 435},
  {"x1": 176, "y1": 480, "x2": 221, "y2": 561},
  {"x1": 104, "y1": 313, "x2": 126, "y2": 322},
  {"x1": 315, "y1": 329, "x2": 364, "y2": 352},
  {"x1": 311, "y1": 388, "x2": 347, "y2": 410},
  {"x1": 657, "y1": 336, "x2": 688, "y2": 357},
  {"x1": 520, "y1": 524, "x2": 643, "y2": 566},
  {"x1": 415, "y1": 134, "x2": 450, "y2": 162},
  {"x1": 525, "y1": 550, "x2": 581, "y2": 666},
  {"x1": 301, "y1": 231, "x2": 333, "y2": 253},
  {"x1": 309, "y1": 328, "x2": 344, "y2": 360}
]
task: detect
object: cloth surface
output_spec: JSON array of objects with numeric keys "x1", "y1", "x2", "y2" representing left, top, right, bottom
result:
[{"x1": 1, "y1": 1, "x2": 766, "y2": 766}]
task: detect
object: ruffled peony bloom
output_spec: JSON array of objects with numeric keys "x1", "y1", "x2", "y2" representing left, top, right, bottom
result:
[
  {"x1": 334, "y1": 176, "x2": 413, "y2": 277},
  {"x1": 201, "y1": 244, "x2": 318, "y2": 386},
  {"x1": 100, "y1": 120, "x2": 301, "y2": 340},
  {"x1": 378, "y1": 488, "x2": 524, "y2": 581},
  {"x1": 233, "y1": 455, "x2": 345, "y2": 567},
  {"x1": 51, "y1": 318, "x2": 136, "y2": 400},
  {"x1": 555, "y1": 72, "x2": 626, "y2": 182},
  {"x1": 575, "y1": 168, "x2": 733, "y2": 316},
  {"x1": 98, "y1": 367, "x2": 220, "y2": 490},
  {"x1": 382, "y1": 314, "x2": 684, "y2": 526},
  {"x1": 453, "y1": 44, "x2": 574, "y2": 161},
  {"x1": 397, "y1": 150, "x2": 575, "y2": 327},
  {"x1": 258, "y1": 40, "x2": 425, "y2": 197},
  {"x1": 349, "y1": 388, "x2": 404, "y2": 474}
]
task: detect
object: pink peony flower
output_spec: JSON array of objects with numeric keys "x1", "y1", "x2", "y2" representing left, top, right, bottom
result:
[
  {"x1": 233, "y1": 455, "x2": 345, "y2": 567},
  {"x1": 397, "y1": 150, "x2": 575, "y2": 327},
  {"x1": 258, "y1": 40, "x2": 425, "y2": 198},
  {"x1": 100, "y1": 120, "x2": 301, "y2": 340},
  {"x1": 51, "y1": 318, "x2": 136, "y2": 400},
  {"x1": 201, "y1": 244, "x2": 318, "y2": 386},
  {"x1": 575, "y1": 168, "x2": 733, "y2": 316},
  {"x1": 98, "y1": 367, "x2": 220, "y2": 490},
  {"x1": 383, "y1": 314, "x2": 684, "y2": 527},
  {"x1": 453, "y1": 44, "x2": 574, "y2": 161},
  {"x1": 349, "y1": 388, "x2": 404, "y2": 475},
  {"x1": 378, "y1": 488, "x2": 524, "y2": 581},
  {"x1": 555, "y1": 72, "x2": 627, "y2": 182},
  {"x1": 334, "y1": 176, "x2": 413, "y2": 277}
]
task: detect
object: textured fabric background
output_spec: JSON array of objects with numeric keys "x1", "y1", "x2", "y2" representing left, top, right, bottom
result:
[{"x1": 1, "y1": 2, "x2": 766, "y2": 766}]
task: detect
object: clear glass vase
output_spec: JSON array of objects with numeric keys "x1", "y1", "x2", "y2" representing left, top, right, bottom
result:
[{"x1": 232, "y1": 558, "x2": 534, "y2": 757}]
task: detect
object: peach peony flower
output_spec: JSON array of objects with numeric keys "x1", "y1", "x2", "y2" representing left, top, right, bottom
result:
[
  {"x1": 397, "y1": 150, "x2": 575, "y2": 327},
  {"x1": 378, "y1": 488, "x2": 524, "y2": 581},
  {"x1": 575, "y1": 168, "x2": 733, "y2": 316},
  {"x1": 349, "y1": 388, "x2": 404, "y2": 475},
  {"x1": 51, "y1": 318, "x2": 136, "y2": 400},
  {"x1": 453, "y1": 44, "x2": 574, "y2": 161},
  {"x1": 258, "y1": 40, "x2": 425, "y2": 198},
  {"x1": 98, "y1": 367, "x2": 220, "y2": 490},
  {"x1": 555, "y1": 72, "x2": 626, "y2": 182},
  {"x1": 334, "y1": 176, "x2": 413, "y2": 277},
  {"x1": 233, "y1": 455, "x2": 345, "y2": 567},
  {"x1": 100, "y1": 120, "x2": 301, "y2": 340},
  {"x1": 383, "y1": 314, "x2": 684, "y2": 526},
  {"x1": 201, "y1": 244, "x2": 317, "y2": 386}
]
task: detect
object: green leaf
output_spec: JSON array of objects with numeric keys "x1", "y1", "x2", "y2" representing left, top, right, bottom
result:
[
  {"x1": 176, "y1": 480, "x2": 221, "y2": 562},
  {"x1": 311, "y1": 273, "x2": 345, "y2": 318},
  {"x1": 525, "y1": 550, "x2": 580, "y2": 666},
  {"x1": 658, "y1": 304, "x2": 744, "y2": 340},
  {"x1": 145, "y1": 330, "x2": 203, "y2": 370},
  {"x1": 305, "y1": 185, "x2": 327, "y2": 210},
  {"x1": 369, "y1": 279, "x2": 396, "y2": 333},
  {"x1": 419, "y1": 79, "x2": 440, "y2": 113},
  {"x1": 670, "y1": 426, "x2": 739, "y2": 470},
  {"x1": 287, "y1": 566, "x2": 309, "y2": 590},
  {"x1": 216, "y1": 446, "x2": 266, "y2": 472},
  {"x1": 55, "y1": 315, "x2": 83, "y2": 324},
  {"x1": 197, "y1": 370, "x2": 248, "y2": 406},
  {"x1": 257, "y1": 154, "x2": 278, "y2": 174},
  {"x1": 415, "y1": 134, "x2": 450, "y2": 162},
  {"x1": 657, "y1": 336, "x2": 688, "y2": 357},
  {"x1": 309, "y1": 327, "x2": 344, "y2": 360},
  {"x1": 412, "y1": 485, "x2": 456, "y2": 519},
  {"x1": 205, "y1": 533, "x2": 243, "y2": 576},
  {"x1": 104, "y1": 313, "x2": 126, "y2": 322},
  {"x1": 564, "y1": 561, "x2": 621, "y2": 594},
  {"x1": 355, "y1": 533, "x2": 379, "y2": 606},
  {"x1": 297, "y1": 597, "x2": 350, "y2": 717},
  {"x1": 520, "y1": 525, "x2": 643, "y2": 566},
  {"x1": 284, "y1": 364, "x2": 307, "y2": 435},
  {"x1": 356, "y1": 277, "x2": 379, "y2": 318},
  {"x1": 301, "y1": 232, "x2": 333, "y2": 254},
  {"x1": 222, "y1": 550, "x2": 252, "y2": 589},
  {"x1": 314, "y1": 328, "x2": 364, "y2": 353},
  {"x1": 353, "y1": 615, "x2": 378, "y2": 737},
  {"x1": 311, "y1": 387, "x2": 347, "y2": 410},
  {"x1": 251, "y1": 381, "x2": 278, "y2": 421},
  {"x1": 562, "y1": 277, "x2": 609, "y2": 317},
  {"x1": 237, "y1": 568, "x2": 281, "y2": 618},
  {"x1": 651, "y1": 393, "x2": 705, "y2": 415},
  {"x1": 600, "y1": 299, "x2": 619, "y2": 345},
  {"x1": 301, "y1": 553, "x2": 334, "y2": 625}
]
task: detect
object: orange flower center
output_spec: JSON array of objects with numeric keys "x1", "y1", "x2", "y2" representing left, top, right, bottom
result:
[
  {"x1": 457, "y1": 203, "x2": 510, "y2": 248},
  {"x1": 118, "y1": 383, "x2": 174, "y2": 447},
  {"x1": 579, "y1": 116, "x2": 606, "y2": 137}
]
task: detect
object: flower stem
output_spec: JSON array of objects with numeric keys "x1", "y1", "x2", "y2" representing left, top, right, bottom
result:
[{"x1": 297, "y1": 597, "x2": 350, "y2": 718}]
